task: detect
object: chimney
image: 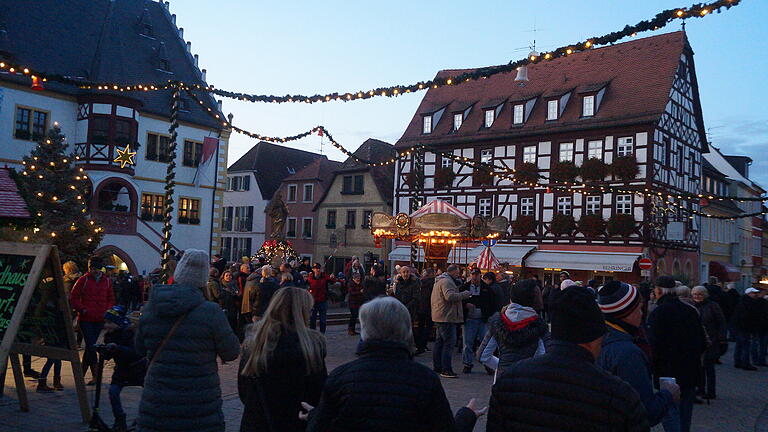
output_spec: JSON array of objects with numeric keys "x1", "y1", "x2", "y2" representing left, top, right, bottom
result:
[
  {"x1": 186, "y1": 41, "x2": 191, "y2": 52},
  {"x1": 194, "y1": 54, "x2": 199, "y2": 67},
  {"x1": 201, "y1": 69, "x2": 207, "y2": 81},
  {"x1": 164, "y1": 1, "x2": 170, "y2": 11},
  {"x1": 171, "y1": 14, "x2": 176, "y2": 25},
  {"x1": 178, "y1": 27, "x2": 184, "y2": 39},
  {"x1": 217, "y1": 100, "x2": 223, "y2": 111}
]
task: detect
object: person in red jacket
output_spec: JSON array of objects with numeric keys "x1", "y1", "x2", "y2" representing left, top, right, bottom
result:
[
  {"x1": 307, "y1": 263, "x2": 335, "y2": 333},
  {"x1": 70, "y1": 256, "x2": 115, "y2": 384}
]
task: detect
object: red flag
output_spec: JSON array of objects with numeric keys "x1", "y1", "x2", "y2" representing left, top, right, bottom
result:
[{"x1": 194, "y1": 137, "x2": 218, "y2": 186}]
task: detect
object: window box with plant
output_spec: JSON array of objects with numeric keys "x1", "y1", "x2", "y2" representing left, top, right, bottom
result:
[
  {"x1": 580, "y1": 158, "x2": 608, "y2": 182},
  {"x1": 550, "y1": 160, "x2": 579, "y2": 183},
  {"x1": 512, "y1": 215, "x2": 538, "y2": 236},
  {"x1": 434, "y1": 167, "x2": 456, "y2": 188},
  {"x1": 178, "y1": 216, "x2": 189, "y2": 224},
  {"x1": 577, "y1": 213, "x2": 606, "y2": 237},
  {"x1": 513, "y1": 162, "x2": 539, "y2": 185},
  {"x1": 140, "y1": 211, "x2": 152, "y2": 221},
  {"x1": 551, "y1": 213, "x2": 576, "y2": 236},
  {"x1": 152, "y1": 213, "x2": 164, "y2": 222},
  {"x1": 607, "y1": 213, "x2": 635, "y2": 236},
  {"x1": 611, "y1": 156, "x2": 640, "y2": 181}
]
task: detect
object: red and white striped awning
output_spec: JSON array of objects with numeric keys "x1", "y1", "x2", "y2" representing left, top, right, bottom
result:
[
  {"x1": 409, "y1": 199, "x2": 471, "y2": 219},
  {"x1": 474, "y1": 246, "x2": 501, "y2": 270}
]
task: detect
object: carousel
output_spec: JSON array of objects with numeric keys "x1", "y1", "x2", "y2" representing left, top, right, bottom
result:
[{"x1": 370, "y1": 199, "x2": 508, "y2": 269}]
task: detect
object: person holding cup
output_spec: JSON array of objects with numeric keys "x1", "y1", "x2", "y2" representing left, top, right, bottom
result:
[{"x1": 598, "y1": 280, "x2": 680, "y2": 427}]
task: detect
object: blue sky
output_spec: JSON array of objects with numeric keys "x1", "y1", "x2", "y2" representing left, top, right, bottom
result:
[{"x1": 170, "y1": 0, "x2": 768, "y2": 185}]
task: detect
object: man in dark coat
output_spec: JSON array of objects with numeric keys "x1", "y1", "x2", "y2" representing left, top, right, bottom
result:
[
  {"x1": 598, "y1": 281, "x2": 679, "y2": 427},
  {"x1": 305, "y1": 297, "x2": 483, "y2": 432},
  {"x1": 487, "y1": 285, "x2": 648, "y2": 432},
  {"x1": 731, "y1": 287, "x2": 765, "y2": 370},
  {"x1": 647, "y1": 276, "x2": 707, "y2": 432},
  {"x1": 415, "y1": 269, "x2": 436, "y2": 354},
  {"x1": 393, "y1": 266, "x2": 421, "y2": 320},
  {"x1": 460, "y1": 269, "x2": 497, "y2": 373}
]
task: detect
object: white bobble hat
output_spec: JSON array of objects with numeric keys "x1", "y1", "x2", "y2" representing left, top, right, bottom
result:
[{"x1": 173, "y1": 249, "x2": 209, "y2": 288}]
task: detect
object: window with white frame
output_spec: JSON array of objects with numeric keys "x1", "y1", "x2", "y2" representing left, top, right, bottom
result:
[
  {"x1": 478, "y1": 198, "x2": 492, "y2": 217},
  {"x1": 286, "y1": 217, "x2": 297, "y2": 237},
  {"x1": 302, "y1": 217, "x2": 313, "y2": 238},
  {"x1": 523, "y1": 146, "x2": 537, "y2": 164},
  {"x1": 513, "y1": 104, "x2": 524, "y2": 124},
  {"x1": 303, "y1": 184, "x2": 314, "y2": 202},
  {"x1": 480, "y1": 149, "x2": 493, "y2": 164},
  {"x1": 287, "y1": 184, "x2": 297, "y2": 202},
  {"x1": 587, "y1": 140, "x2": 603, "y2": 160},
  {"x1": 423, "y1": 115, "x2": 432, "y2": 134},
  {"x1": 484, "y1": 109, "x2": 495, "y2": 128},
  {"x1": 453, "y1": 113, "x2": 463, "y2": 131},
  {"x1": 547, "y1": 100, "x2": 558, "y2": 120},
  {"x1": 559, "y1": 143, "x2": 574, "y2": 162},
  {"x1": 441, "y1": 157, "x2": 453, "y2": 168},
  {"x1": 520, "y1": 197, "x2": 534, "y2": 216},
  {"x1": 582, "y1": 95, "x2": 595, "y2": 117},
  {"x1": 557, "y1": 196, "x2": 572, "y2": 215},
  {"x1": 616, "y1": 136, "x2": 634, "y2": 157},
  {"x1": 586, "y1": 195, "x2": 601, "y2": 214},
  {"x1": 616, "y1": 194, "x2": 632, "y2": 214}
]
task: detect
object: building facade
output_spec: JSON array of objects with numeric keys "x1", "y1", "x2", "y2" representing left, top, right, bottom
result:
[
  {"x1": 265, "y1": 157, "x2": 341, "y2": 262},
  {"x1": 221, "y1": 141, "x2": 324, "y2": 262},
  {"x1": 393, "y1": 32, "x2": 707, "y2": 284},
  {"x1": 0, "y1": 0, "x2": 229, "y2": 274},
  {"x1": 314, "y1": 139, "x2": 394, "y2": 274}
]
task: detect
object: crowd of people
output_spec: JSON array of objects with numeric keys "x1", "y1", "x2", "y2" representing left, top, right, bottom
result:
[{"x1": 18, "y1": 250, "x2": 768, "y2": 432}]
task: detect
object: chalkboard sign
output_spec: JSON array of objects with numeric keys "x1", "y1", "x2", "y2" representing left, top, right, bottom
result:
[
  {"x1": 0, "y1": 254, "x2": 36, "y2": 346},
  {"x1": 0, "y1": 242, "x2": 90, "y2": 421}
]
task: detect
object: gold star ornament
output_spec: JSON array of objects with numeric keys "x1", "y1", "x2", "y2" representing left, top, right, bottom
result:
[{"x1": 114, "y1": 144, "x2": 137, "y2": 168}]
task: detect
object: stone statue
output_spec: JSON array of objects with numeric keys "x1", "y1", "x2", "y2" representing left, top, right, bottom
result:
[{"x1": 266, "y1": 193, "x2": 289, "y2": 240}]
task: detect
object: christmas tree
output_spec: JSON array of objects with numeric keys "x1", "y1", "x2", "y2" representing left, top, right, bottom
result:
[{"x1": 16, "y1": 124, "x2": 103, "y2": 265}]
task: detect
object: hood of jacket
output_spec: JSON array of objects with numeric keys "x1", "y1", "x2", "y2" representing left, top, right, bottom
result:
[
  {"x1": 488, "y1": 304, "x2": 546, "y2": 348},
  {"x1": 148, "y1": 284, "x2": 205, "y2": 318}
]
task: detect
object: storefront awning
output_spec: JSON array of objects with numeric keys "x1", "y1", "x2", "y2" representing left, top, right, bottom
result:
[
  {"x1": 709, "y1": 261, "x2": 741, "y2": 282},
  {"x1": 490, "y1": 245, "x2": 536, "y2": 266},
  {"x1": 524, "y1": 250, "x2": 640, "y2": 273},
  {"x1": 389, "y1": 244, "x2": 534, "y2": 266}
]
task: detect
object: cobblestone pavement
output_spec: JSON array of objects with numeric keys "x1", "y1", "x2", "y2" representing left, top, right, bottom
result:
[{"x1": 2, "y1": 327, "x2": 766, "y2": 431}]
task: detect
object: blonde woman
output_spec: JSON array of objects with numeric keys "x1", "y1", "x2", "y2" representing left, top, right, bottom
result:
[{"x1": 239, "y1": 287, "x2": 327, "y2": 432}]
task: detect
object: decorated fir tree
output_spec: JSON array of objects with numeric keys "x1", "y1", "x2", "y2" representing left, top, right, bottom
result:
[{"x1": 16, "y1": 124, "x2": 103, "y2": 264}]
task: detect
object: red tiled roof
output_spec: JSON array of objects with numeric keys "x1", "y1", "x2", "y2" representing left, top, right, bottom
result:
[
  {"x1": 397, "y1": 31, "x2": 687, "y2": 148},
  {"x1": 0, "y1": 168, "x2": 31, "y2": 219},
  {"x1": 283, "y1": 156, "x2": 343, "y2": 189}
]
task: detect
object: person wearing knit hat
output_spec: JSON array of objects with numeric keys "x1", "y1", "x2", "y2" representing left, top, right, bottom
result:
[
  {"x1": 103, "y1": 305, "x2": 145, "y2": 432},
  {"x1": 487, "y1": 285, "x2": 648, "y2": 431},
  {"x1": 173, "y1": 249, "x2": 210, "y2": 288},
  {"x1": 598, "y1": 281, "x2": 679, "y2": 427}
]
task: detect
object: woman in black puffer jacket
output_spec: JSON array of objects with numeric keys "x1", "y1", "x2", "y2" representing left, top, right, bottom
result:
[
  {"x1": 305, "y1": 297, "x2": 484, "y2": 432},
  {"x1": 478, "y1": 279, "x2": 547, "y2": 379}
]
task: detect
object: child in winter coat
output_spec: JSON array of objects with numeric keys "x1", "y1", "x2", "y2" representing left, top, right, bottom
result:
[{"x1": 103, "y1": 306, "x2": 147, "y2": 432}]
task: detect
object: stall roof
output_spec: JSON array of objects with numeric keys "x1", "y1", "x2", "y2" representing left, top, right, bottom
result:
[
  {"x1": 389, "y1": 244, "x2": 533, "y2": 266},
  {"x1": 524, "y1": 250, "x2": 640, "y2": 273}
]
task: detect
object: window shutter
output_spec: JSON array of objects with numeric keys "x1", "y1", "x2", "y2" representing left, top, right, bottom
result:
[
  {"x1": 243, "y1": 175, "x2": 250, "y2": 191},
  {"x1": 354, "y1": 175, "x2": 364, "y2": 193},
  {"x1": 247, "y1": 206, "x2": 254, "y2": 231}
]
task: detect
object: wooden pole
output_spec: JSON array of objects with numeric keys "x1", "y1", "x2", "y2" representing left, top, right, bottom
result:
[{"x1": 161, "y1": 84, "x2": 181, "y2": 283}]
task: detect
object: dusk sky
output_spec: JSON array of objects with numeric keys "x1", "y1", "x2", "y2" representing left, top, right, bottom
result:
[{"x1": 169, "y1": 0, "x2": 768, "y2": 185}]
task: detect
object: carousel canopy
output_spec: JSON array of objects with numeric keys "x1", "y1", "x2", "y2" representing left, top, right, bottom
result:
[
  {"x1": 410, "y1": 199, "x2": 470, "y2": 219},
  {"x1": 474, "y1": 246, "x2": 500, "y2": 270}
]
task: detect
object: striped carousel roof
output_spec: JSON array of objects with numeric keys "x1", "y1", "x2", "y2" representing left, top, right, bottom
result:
[
  {"x1": 475, "y1": 246, "x2": 500, "y2": 270},
  {"x1": 409, "y1": 199, "x2": 471, "y2": 219}
]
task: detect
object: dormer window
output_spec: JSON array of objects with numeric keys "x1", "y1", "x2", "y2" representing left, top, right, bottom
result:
[
  {"x1": 546, "y1": 100, "x2": 558, "y2": 120},
  {"x1": 422, "y1": 115, "x2": 432, "y2": 134},
  {"x1": 513, "y1": 104, "x2": 524, "y2": 125},
  {"x1": 582, "y1": 95, "x2": 595, "y2": 117},
  {"x1": 484, "y1": 109, "x2": 495, "y2": 128},
  {"x1": 453, "y1": 113, "x2": 463, "y2": 131}
]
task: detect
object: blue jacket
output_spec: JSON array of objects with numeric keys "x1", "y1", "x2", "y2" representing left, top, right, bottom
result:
[
  {"x1": 599, "y1": 326, "x2": 673, "y2": 427},
  {"x1": 135, "y1": 284, "x2": 240, "y2": 432}
]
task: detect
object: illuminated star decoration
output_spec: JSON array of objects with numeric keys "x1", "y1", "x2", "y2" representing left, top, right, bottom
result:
[{"x1": 113, "y1": 144, "x2": 137, "y2": 168}]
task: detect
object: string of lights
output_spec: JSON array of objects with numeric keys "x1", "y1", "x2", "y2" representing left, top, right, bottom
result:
[{"x1": 0, "y1": 0, "x2": 742, "y2": 102}]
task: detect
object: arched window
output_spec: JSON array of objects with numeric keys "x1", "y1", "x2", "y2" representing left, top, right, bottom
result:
[{"x1": 657, "y1": 258, "x2": 667, "y2": 275}]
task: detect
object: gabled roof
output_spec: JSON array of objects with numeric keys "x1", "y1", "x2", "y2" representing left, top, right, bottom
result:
[
  {"x1": 0, "y1": 169, "x2": 30, "y2": 219},
  {"x1": 0, "y1": 0, "x2": 222, "y2": 129},
  {"x1": 314, "y1": 139, "x2": 395, "y2": 209},
  {"x1": 398, "y1": 31, "x2": 690, "y2": 148},
  {"x1": 704, "y1": 146, "x2": 764, "y2": 194},
  {"x1": 228, "y1": 141, "x2": 324, "y2": 200},
  {"x1": 282, "y1": 157, "x2": 343, "y2": 189}
]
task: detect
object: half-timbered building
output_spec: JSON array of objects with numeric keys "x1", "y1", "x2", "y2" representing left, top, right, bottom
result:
[{"x1": 394, "y1": 31, "x2": 707, "y2": 284}]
